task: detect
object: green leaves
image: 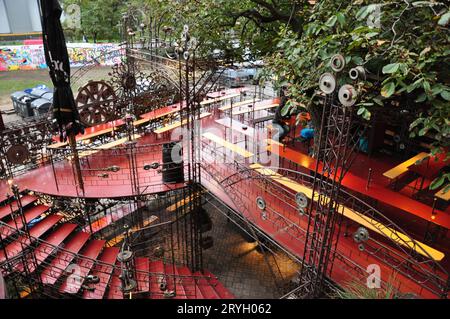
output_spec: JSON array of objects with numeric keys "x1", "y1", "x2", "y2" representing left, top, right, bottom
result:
[
  {"x1": 266, "y1": 0, "x2": 449, "y2": 189},
  {"x1": 325, "y1": 13, "x2": 346, "y2": 28},
  {"x1": 325, "y1": 15, "x2": 337, "y2": 28},
  {"x1": 441, "y1": 90, "x2": 450, "y2": 101},
  {"x1": 355, "y1": 4, "x2": 379, "y2": 21},
  {"x1": 336, "y1": 13, "x2": 346, "y2": 27},
  {"x1": 430, "y1": 173, "x2": 449, "y2": 191},
  {"x1": 438, "y1": 10, "x2": 450, "y2": 26},
  {"x1": 357, "y1": 106, "x2": 371, "y2": 120},
  {"x1": 382, "y1": 63, "x2": 400, "y2": 74},
  {"x1": 381, "y1": 82, "x2": 396, "y2": 98}
]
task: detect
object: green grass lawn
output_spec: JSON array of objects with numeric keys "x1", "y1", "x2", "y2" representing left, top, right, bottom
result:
[
  {"x1": 0, "y1": 69, "x2": 52, "y2": 98},
  {"x1": 0, "y1": 78, "x2": 53, "y2": 96}
]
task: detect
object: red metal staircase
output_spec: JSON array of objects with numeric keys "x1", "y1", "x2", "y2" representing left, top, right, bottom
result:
[{"x1": 0, "y1": 192, "x2": 234, "y2": 299}]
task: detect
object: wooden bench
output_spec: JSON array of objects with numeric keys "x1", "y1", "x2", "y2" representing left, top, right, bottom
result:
[
  {"x1": 200, "y1": 93, "x2": 241, "y2": 106},
  {"x1": 69, "y1": 134, "x2": 141, "y2": 160},
  {"x1": 48, "y1": 127, "x2": 116, "y2": 149},
  {"x1": 47, "y1": 141, "x2": 69, "y2": 149},
  {"x1": 154, "y1": 112, "x2": 211, "y2": 135},
  {"x1": 231, "y1": 103, "x2": 279, "y2": 116},
  {"x1": 202, "y1": 132, "x2": 253, "y2": 158},
  {"x1": 382, "y1": 152, "x2": 429, "y2": 181},
  {"x1": 140, "y1": 106, "x2": 181, "y2": 120},
  {"x1": 250, "y1": 163, "x2": 445, "y2": 261},
  {"x1": 435, "y1": 184, "x2": 450, "y2": 201},
  {"x1": 218, "y1": 99, "x2": 260, "y2": 112}
]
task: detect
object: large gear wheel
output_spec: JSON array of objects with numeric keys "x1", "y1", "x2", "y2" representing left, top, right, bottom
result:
[{"x1": 75, "y1": 80, "x2": 118, "y2": 127}]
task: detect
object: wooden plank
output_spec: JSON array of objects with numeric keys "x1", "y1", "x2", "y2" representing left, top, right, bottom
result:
[
  {"x1": 133, "y1": 118, "x2": 150, "y2": 126},
  {"x1": 200, "y1": 93, "x2": 241, "y2": 106},
  {"x1": 140, "y1": 105, "x2": 182, "y2": 120},
  {"x1": 154, "y1": 112, "x2": 211, "y2": 135},
  {"x1": 231, "y1": 103, "x2": 279, "y2": 116},
  {"x1": 382, "y1": 152, "x2": 429, "y2": 180},
  {"x1": 435, "y1": 185, "x2": 450, "y2": 201},
  {"x1": 47, "y1": 141, "x2": 68, "y2": 149},
  {"x1": 207, "y1": 87, "x2": 249, "y2": 98},
  {"x1": 218, "y1": 98, "x2": 260, "y2": 111},
  {"x1": 250, "y1": 163, "x2": 445, "y2": 261},
  {"x1": 70, "y1": 134, "x2": 141, "y2": 159},
  {"x1": 202, "y1": 132, "x2": 253, "y2": 158},
  {"x1": 79, "y1": 128, "x2": 114, "y2": 142}
]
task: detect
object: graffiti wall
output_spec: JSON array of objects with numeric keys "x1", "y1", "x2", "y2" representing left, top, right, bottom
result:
[{"x1": 0, "y1": 43, "x2": 122, "y2": 71}]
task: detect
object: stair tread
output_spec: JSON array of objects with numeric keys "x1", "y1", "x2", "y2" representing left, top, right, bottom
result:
[
  {"x1": 194, "y1": 271, "x2": 220, "y2": 299},
  {"x1": 148, "y1": 260, "x2": 165, "y2": 299},
  {"x1": 40, "y1": 231, "x2": 91, "y2": 285},
  {"x1": 106, "y1": 262, "x2": 123, "y2": 299},
  {"x1": 0, "y1": 214, "x2": 63, "y2": 263},
  {"x1": 202, "y1": 270, "x2": 234, "y2": 299},
  {"x1": 135, "y1": 257, "x2": 150, "y2": 293},
  {"x1": 0, "y1": 195, "x2": 37, "y2": 220},
  {"x1": 83, "y1": 202, "x2": 139, "y2": 234},
  {"x1": 1, "y1": 204, "x2": 49, "y2": 238},
  {"x1": 16, "y1": 223, "x2": 77, "y2": 273},
  {"x1": 58, "y1": 239, "x2": 106, "y2": 294},
  {"x1": 177, "y1": 266, "x2": 202, "y2": 299},
  {"x1": 82, "y1": 247, "x2": 120, "y2": 299},
  {"x1": 165, "y1": 263, "x2": 187, "y2": 299}
]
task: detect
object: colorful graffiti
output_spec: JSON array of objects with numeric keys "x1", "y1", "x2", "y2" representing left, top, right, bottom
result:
[{"x1": 0, "y1": 43, "x2": 122, "y2": 71}]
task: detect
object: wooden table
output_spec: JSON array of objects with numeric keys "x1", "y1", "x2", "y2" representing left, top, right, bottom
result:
[
  {"x1": 408, "y1": 153, "x2": 448, "y2": 180},
  {"x1": 207, "y1": 87, "x2": 249, "y2": 99},
  {"x1": 140, "y1": 103, "x2": 182, "y2": 120},
  {"x1": 250, "y1": 163, "x2": 445, "y2": 261},
  {"x1": 383, "y1": 152, "x2": 429, "y2": 180}
]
